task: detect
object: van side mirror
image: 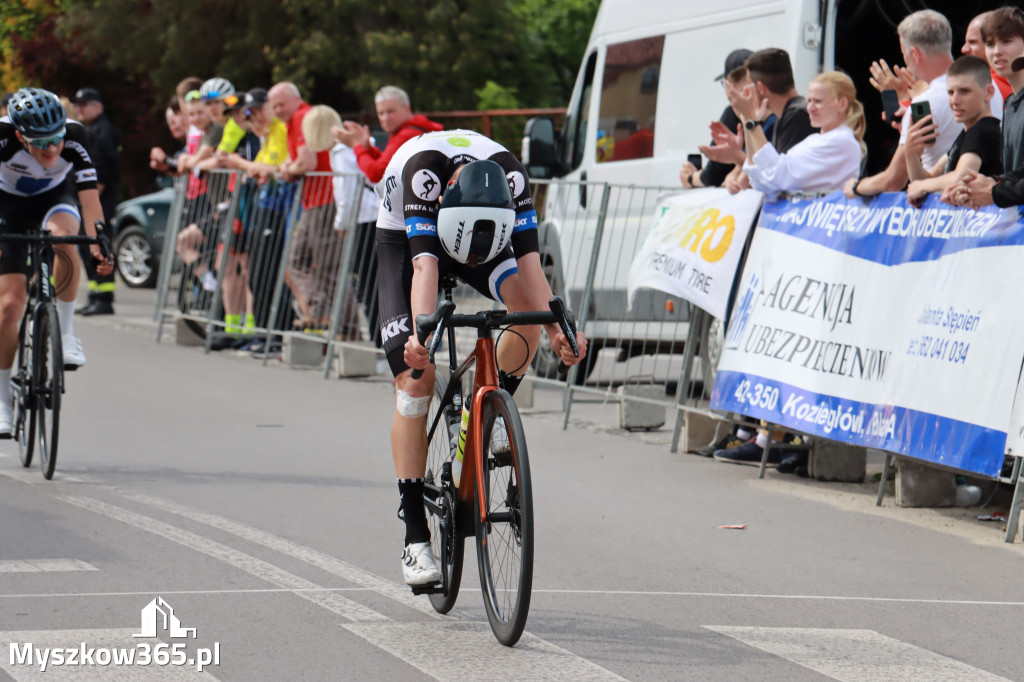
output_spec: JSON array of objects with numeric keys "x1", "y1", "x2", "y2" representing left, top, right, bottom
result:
[{"x1": 522, "y1": 116, "x2": 559, "y2": 179}]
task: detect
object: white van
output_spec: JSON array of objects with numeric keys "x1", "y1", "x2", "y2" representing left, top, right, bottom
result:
[{"x1": 523, "y1": 0, "x2": 969, "y2": 382}]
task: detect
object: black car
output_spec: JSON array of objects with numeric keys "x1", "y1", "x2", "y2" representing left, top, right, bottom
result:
[{"x1": 111, "y1": 185, "x2": 174, "y2": 288}]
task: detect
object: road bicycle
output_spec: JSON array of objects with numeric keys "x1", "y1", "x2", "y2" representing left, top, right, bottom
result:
[
  {"x1": 411, "y1": 275, "x2": 579, "y2": 646},
  {"x1": 4, "y1": 223, "x2": 110, "y2": 479}
]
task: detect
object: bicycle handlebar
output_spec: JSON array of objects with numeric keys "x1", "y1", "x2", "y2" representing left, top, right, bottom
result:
[
  {"x1": 410, "y1": 296, "x2": 579, "y2": 380},
  {"x1": 0, "y1": 221, "x2": 112, "y2": 262}
]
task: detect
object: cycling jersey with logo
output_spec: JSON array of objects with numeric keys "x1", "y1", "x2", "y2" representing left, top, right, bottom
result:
[
  {"x1": 0, "y1": 118, "x2": 98, "y2": 197},
  {"x1": 377, "y1": 130, "x2": 538, "y2": 259}
]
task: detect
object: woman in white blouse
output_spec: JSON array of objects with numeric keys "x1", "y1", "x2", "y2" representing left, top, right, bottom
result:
[{"x1": 741, "y1": 71, "x2": 866, "y2": 197}]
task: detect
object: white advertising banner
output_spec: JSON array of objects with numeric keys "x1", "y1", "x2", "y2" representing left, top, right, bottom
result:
[
  {"x1": 627, "y1": 188, "x2": 762, "y2": 318},
  {"x1": 710, "y1": 192, "x2": 1024, "y2": 477}
]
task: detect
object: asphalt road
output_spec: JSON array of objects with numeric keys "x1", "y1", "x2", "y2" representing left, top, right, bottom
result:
[{"x1": 0, "y1": 287, "x2": 1022, "y2": 681}]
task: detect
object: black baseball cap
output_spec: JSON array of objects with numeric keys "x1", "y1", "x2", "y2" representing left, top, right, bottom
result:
[
  {"x1": 223, "y1": 93, "x2": 245, "y2": 112},
  {"x1": 244, "y1": 88, "x2": 268, "y2": 108},
  {"x1": 71, "y1": 87, "x2": 102, "y2": 104},
  {"x1": 714, "y1": 49, "x2": 753, "y2": 81}
]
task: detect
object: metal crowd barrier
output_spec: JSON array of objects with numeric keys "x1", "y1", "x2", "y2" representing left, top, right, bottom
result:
[
  {"x1": 153, "y1": 171, "x2": 721, "y2": 446},
  {"x1": 155, "y1": 169, "x2": 384, "y2": 371}
]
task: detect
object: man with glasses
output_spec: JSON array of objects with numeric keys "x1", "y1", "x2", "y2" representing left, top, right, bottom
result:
[{"x1": 0, "y1": 88, "x2": 112, "y2": 433}]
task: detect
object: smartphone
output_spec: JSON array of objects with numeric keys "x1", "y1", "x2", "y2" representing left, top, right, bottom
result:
[
  {"x1": 910, "y1": 100, "x2": 932, "y2": 124},
  {"x1": 880, "y1": 89, "x2": 900, "y2": 124},
  {"x1": 687, "y1": 153, "x2": 703, "y2": 171}
]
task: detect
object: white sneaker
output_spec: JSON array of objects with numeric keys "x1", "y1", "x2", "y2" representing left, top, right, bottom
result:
[
  {"x1": 62, "y1": 335, "x2": 87, "y2": 368},
  {"x1": 490, "y1": 416, "x2": 510, "y2": 455},
  {"x1": 0, "y1": 399, "x2": 12, "y2": 437},
  {"x1": 401, "y1": 542, "x2": 441, "y2": 586}
]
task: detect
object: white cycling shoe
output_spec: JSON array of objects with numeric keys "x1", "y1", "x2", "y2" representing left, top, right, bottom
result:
[
  {"x1": 62, "y1": 335, "x2": 87, "y2": 369},
  {"x1": 401, "y1": 542, "x2": 441, "y2": 586},
  {"x1": 0, "y1": 399, "x2": 12, "y2": 438}
]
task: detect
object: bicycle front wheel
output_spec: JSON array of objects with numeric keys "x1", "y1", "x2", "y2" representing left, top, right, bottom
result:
[
  {"x1": 424, "y1": 373, "x2": 465, "y2": 614},
  {"x1": 34, "y1": 303, "x2": 62, "y2": 480},
  {"x1": 475, "y1": 388, "x2": 533, "y2": 646},
  {"x1": 13, "y1": 313, "x2": 35, "y2": 468}
]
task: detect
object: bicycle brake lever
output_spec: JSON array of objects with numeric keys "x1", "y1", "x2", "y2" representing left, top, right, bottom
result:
[
  {"x1": 94, "y1": 221, "x2": 112, "y2": 261},
  {"x1": 548, "y1": 296, "x2": 579, "y2": 378},
  {"x1": 411, "y1": 300, "x2": 455, "y2": 380}
]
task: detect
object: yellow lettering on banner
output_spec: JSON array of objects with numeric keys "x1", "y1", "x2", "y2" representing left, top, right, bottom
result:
[{"x1": 675, "y1": 208, "x2": 735, "y2": 263}]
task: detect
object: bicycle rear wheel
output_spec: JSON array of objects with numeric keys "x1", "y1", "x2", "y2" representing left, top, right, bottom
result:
[
  {"x1": 423, "y1": 374, "x2": 465, "y2": 613},
  {"x1": 475, "y1": 388, "x2": 533, "y2": 646},
  {"x1": 34, "y1": 303, "x2": 62, "y2": 480},
  {"x1": 13, "y1": 313, "x2": 35, "y2": 468}
]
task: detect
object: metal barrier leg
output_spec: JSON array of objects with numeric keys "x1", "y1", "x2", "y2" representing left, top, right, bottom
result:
[
  {"x1": 154, "y1": 176, "x2": 188, "y2": 342},
  {"x1": 262, "y1": 180, "x2": 305, "y2": 367},
  {"x1": 1004, "y1": 457, "x2": 1023, "y2": 543},
  {"x1": 876, "y1": 453, "x2": 893, "y2": 506},
  {"x1": 670, "y1": 306, "x2": 704, "y2": 453},
  {"x1": 758, "y1": 424, "x2": 773, "y2": 480}
]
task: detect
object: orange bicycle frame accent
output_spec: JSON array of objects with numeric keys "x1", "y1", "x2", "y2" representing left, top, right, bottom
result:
[{"x1": 451, "y1": 336, "x2": 501, "y2": 526}]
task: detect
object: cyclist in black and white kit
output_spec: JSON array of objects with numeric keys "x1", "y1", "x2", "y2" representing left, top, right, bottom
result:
[
  {"x1": 0, "y1": 88, "x2": 112, "y2": 434},
  {"x1": 375, "y1": 129, "x2": 587, "y2": 585}
]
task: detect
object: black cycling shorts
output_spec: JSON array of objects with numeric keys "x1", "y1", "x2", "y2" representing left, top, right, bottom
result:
[
  {"x1": 375, "y1": 228, "x2": 518, "y2": 377},
  {"x1": 0, "y1": 186, "x2": 80, "y2": 276}
]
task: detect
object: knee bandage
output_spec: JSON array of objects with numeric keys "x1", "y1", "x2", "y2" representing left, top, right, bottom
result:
[{"x1": 396, "y1": 389, "x2": 431, "y2": 418}]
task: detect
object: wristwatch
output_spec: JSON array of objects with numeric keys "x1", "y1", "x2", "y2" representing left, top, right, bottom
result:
[{"x1": 744, "y1": 119, "x2": 762, "y2": 131}]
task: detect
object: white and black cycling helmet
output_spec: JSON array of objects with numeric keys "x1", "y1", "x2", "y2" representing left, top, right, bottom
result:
[
  {"x1": 199, "y1": 77, "x2": 235, "y2": 101},
  {"x1": 7, "y1": 87, "x2": 66, "y2": 139},
  {"x1": 437, "y1": 160, "x2": 515, "y2": 267}
]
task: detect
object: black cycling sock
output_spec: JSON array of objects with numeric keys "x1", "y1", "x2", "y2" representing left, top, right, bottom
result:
[
  {"x1": 498, "y1": 370, "x2": 524, "y2": 396},
  {"x1": 398, "y1": 478, "x2": 429, "y2": 545}
]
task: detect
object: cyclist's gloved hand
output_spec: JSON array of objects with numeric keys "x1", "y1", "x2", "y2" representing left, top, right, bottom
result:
[{"x1": 404, "y1": 333, "x2": 432, "y2": 372}]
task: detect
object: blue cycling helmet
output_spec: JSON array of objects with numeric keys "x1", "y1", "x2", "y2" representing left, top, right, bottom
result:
[{"x1": 7, "y1": 88, "x2": 67, "y2": 138}]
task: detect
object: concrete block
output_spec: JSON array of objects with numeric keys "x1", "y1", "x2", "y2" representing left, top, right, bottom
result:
[
  {"x1": 683, "y1": 413, "x2": 731, "y2": 454},
  {"x1": 174, "y1": 318, "x2": 204, "y2": 347},
  {"x1": 617, "y1": 383, "x2": 666, "y2": 431},
  {"x1": 809, "y1": 440, "x2": 866, "y2": 482},
  {"x1": 514, "y1": 378, "x2": 534, "y2": 409},
  {"x1": 331, "y1": 345, "x2": 378, "y2": 378},
  {"x1": 283, "y1": 336, "x2": 325, "y2": 368},
  {"x1": 895, "y1": 457, "x2": 957, "y2": 507}
]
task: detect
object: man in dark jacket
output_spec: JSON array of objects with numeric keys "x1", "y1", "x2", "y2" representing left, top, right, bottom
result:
[{"x1": 72, "y1": 87, "x2": 119, "y2": 315}]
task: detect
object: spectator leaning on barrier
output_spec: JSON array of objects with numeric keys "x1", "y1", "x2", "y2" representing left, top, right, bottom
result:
[
  {"x1": 845, "y1": 10, "x2": 957, "y2": 199},
  {"x1": 906, "y1": 56, "x2": 1002, "y2": 207},
  {"x1": 951, "y1": 6, "x2": 1024, "y2": 209},
  {"x1": 303, "y1": 105, "x2": 378, "y2": 340},
  {"x1": 71, "y1": 87, "x2": 120, "y2": 316},
  {"x1": 270, "y1": 81, "x2": 338, "y2": 331},
  {"x1": 681, "y1": 50, "x2": 776, "y2": 189},
  {"x1": 739, "y1": 71, "x2": 865, "y2": 199},
  {"x1": 332, "y1": 85, "x2": 443, "y2": 184},
  {"x1": 703, "y1": 48, "x2": 817, "y2": 194},
  {"x1": 963, "y1": 11, "x2": 1013, "y2": 104}
]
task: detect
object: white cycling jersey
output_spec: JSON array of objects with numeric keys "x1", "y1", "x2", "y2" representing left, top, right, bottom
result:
[{"x1": 0, "y1": 118, "x2": 98, "y2": 198}]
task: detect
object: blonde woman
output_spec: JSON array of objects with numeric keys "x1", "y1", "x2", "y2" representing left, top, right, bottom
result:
[
  {"x1": 303, "y1": 105, "x2": 377, "y2": 339},
  {"x1": 740, "y1": 71, "x2": 865, "y2": 197}
]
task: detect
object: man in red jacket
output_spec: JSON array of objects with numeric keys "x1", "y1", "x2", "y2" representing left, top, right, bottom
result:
[{"x1": 333, "y1": 86, "x2": 442, "y2": 183}]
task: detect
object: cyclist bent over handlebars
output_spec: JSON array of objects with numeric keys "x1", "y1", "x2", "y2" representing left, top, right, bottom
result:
[
  {"x1": 373, "y1": 130, "x2": 587, "y2": 586},
  {"x1": 0, "y1": 88, "x2": 113, "y2": 434}
]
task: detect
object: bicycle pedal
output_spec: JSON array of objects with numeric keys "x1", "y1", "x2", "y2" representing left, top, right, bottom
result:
[{"x1": 409, "y1": 582, "x2": 442, "y2": 596}]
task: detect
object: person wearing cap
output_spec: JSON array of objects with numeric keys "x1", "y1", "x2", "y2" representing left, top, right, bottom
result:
[
  {"x1": 681, "y1": 49, "x2": 775, "y2": 189},
  {"x1": 951, "y1": 7, "x2": 1024, "y2": 208},
  {"x1": 71, "y1": 87, "x2": 120, "y2": 316}
]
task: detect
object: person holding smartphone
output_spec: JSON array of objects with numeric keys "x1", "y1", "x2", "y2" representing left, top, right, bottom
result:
[
  {"x1": 905, "y1": 56, "x2": 1002, "y2": 207},
  {"x1": 844, "y1": 10, "x2": 959, "y2": 199}
]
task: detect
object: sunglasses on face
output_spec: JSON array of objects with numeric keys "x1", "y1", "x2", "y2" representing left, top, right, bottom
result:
[{"x1": 24, "y1": 132, "x2": 66, "y2": 149}]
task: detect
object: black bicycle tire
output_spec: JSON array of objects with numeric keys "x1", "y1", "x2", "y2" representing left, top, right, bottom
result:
[
  {"x1": 475, "y1": 388, "x2": 533, "y2": 646},
  {"x1": 425, "y1": 374, "x2": 465, "y2": 613},
  {"x1": 14, "y1": 311, "x2": 35, "y2": 468},
  {"x1": 35, "y1": 303, "x2": 61, "y2": 480}
]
